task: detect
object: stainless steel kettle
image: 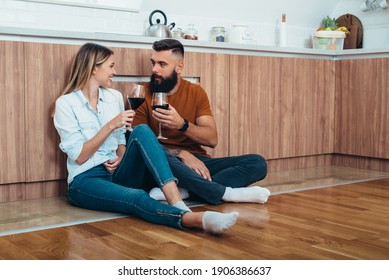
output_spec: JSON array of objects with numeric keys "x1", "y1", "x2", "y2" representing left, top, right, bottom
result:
[{"x1": 146, "y1": 10, "x2": 175, "y2": 38}]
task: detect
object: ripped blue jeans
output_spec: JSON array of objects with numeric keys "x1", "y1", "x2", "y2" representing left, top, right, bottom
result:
[{"x1": 68, "y1": 124, "x2": 185, "y2": 229}]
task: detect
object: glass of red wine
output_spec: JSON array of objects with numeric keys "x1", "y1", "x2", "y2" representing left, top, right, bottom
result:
[
  {"x1": 151, "y1": 92, "x2": 169, "y2": 140},
  {"x1": 126, "y1": 84, "x2": 145, "y2": 131}
]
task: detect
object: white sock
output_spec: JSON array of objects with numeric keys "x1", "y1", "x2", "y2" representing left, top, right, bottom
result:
[
  {"x1": 149, "y1": 187, "x2": 166, "y2": 200},
  {"x1": 202, "y1": 211, "x2": 239, "y2": 235},
  {"x1": 149, "y1": 187, "x2": 190, "y2": 201},
  {"x1": 173, "y1": 201, "x2": 192, "y2": 212},
  {"x1": 222, "y1": 186, "x2": 271, "y2": 204}
]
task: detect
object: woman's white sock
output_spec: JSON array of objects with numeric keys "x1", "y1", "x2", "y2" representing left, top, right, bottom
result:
[
  {"x1": 222, "y1": 186, "x2": 270, "y2": 204},
  {"x1": 202, "y1": 211, "x2": 239, "y2": 234}
]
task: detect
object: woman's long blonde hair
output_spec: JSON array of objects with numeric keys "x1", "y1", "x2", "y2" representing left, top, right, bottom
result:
[
  {"x1": 61, "y1": 42, "x2": 114, "y2": 96},
  {"x1": 51, "y1": 43, "x2": 113, "y2": 117}
]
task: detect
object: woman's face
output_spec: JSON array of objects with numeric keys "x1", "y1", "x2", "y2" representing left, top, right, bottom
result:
[{"x1": 93, "y1": 54, "x2": 116, "y2": 88}]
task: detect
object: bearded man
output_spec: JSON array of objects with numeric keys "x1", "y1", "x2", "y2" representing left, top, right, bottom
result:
[{"x1": 133, "y1": 39, "x2": 270, "y2": 205}]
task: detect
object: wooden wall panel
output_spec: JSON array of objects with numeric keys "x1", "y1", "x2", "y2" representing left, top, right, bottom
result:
[
  {"x1": 229, "y1": 55, "x2": 335, "y2": 159},
  {"x1": 24, "y1": 43, "x2": 79, "y2": 182},
  {"x1": 200, "y1": 53, "x2": 230, "y2": 157},
  {"x1": 335, "y1": 58, "x2": 389, "y2": 158},
  {"x1": 0, "y1": 41, "x2": 25, "y2": 184},
  {"x1": 0, "y1": 181, "x2": 67, "y2": 203},
  {"x1": 267, "y1": 155, "x2": 333, "y2": 172},
  {"x1": 332, "y1": 154, "x2": 389, "y2": 172},
  {"x1": 112, "y1": 47, "x2": 202, "y2": 78},
  {"x1": 111, "y1": 47, "x2": 152, "y2": 76},
  {"x1": 182, "y1": 51, "x2": 202, "y2": 78}
]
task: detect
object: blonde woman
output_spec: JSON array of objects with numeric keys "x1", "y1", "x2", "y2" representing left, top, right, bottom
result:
[{"x1": 53, "y1": 42, "x2": 239, "y2": 234}]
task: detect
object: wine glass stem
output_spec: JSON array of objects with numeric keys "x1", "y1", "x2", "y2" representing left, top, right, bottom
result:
[{"x1": 158, "y1": 122, "x2": 162, "y2": 137}]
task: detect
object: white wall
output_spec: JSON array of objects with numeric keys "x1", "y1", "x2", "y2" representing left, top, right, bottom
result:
[
  {"x1": 0, "y1": 0, "x2": 388, "y2": 48},
  {"x1": 333, "y1": 0, "x2": 389, "y2": 49}
]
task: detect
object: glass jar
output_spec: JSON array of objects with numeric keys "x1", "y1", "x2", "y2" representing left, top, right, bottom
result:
[
  {"x1": 210, "y1": 26, "x2": 226, "y2": 42},
  {"x1": 184, "y1": 24, "x2": 198, "y2": 40},
  {"x1": 172, "y1": 28, "x2": 184, "y2": 39}
]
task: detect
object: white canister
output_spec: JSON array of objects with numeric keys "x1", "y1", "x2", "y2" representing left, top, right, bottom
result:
[{"x1": 228, "y1": 24, "x2": 252, "y2": 44}]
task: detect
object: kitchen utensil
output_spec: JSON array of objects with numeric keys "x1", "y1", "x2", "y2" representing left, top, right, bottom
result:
[
  {"x1": 146, "y1": 10, "x2": 175, "y2": 38},
  {"x1": 336, "y1": 14, "x2": 363, "y2": 49}
]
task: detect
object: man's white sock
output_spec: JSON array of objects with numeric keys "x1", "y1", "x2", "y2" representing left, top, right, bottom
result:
[
  {"x1": 222, "y1": 186, "x2": 270, "y2": 204},
  {"x1": 202, "y1": 211, "x2": 239, "y2": 234},
  {"x1": 173, "y1": 201, "x2": 192, "y2": 212},
  {"x1": 149, "y1": 187, "x2": 190, "y2": 201}
]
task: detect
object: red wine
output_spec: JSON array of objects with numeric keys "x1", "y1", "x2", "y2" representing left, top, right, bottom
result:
[
  {"x1": 128, "y1": 97, "x2": 145, "y2": 110},
  {"x1": 152, "y1": 104, "x2": 169, "y2": 110}
]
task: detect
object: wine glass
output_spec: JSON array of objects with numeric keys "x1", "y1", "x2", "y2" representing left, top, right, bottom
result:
[
  {"x1": 151, "y1": 92, "x2": 169, "y2": 140},
  {"x1": 126, "y1": 84, "x2": 145, "y2": 131}
]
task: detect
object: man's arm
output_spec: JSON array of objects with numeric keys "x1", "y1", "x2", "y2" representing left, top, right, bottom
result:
[
  {"x1": 182, "y1": 115, "x2": 218, "y2": 148},
  {"x1": 154, "y1": 104, "x2": 218, "y2": 148}
]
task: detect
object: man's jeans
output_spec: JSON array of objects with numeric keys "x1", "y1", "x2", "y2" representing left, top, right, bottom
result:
[
  {"x1": 68, "y1": 124, "x2": 185, "y2": 229},
  {"x1": 163, "y1": 147, "x2": 268, "y2": 205}
]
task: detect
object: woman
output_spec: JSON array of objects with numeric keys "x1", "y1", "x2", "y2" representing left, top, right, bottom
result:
[{"x1": 53, "y1": 42, "x2": 239, "y2": 234}]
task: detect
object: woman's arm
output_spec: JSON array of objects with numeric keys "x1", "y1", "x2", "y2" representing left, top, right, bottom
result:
[{"x1": 76, "y1": 111, "x2": 134, "y2": 165}]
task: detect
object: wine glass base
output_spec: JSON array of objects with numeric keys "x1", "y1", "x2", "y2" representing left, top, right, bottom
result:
[{"x1": 157, "y1": 135, "x2": 168, "y2": 140}]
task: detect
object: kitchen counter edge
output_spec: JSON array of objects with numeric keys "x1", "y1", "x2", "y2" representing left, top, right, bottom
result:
[{"x1": 1, "y1": 27, "x2": 388, "y2": 60}]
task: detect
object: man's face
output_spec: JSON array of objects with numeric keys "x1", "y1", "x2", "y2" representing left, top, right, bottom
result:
[{"x1": 149, "y1": 50, "x2": 182, "y2": 93}]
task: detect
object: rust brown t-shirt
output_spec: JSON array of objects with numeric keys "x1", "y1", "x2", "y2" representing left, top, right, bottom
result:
[{"x1": 133, "y1": 78, "x2": 213, "y2": 156}]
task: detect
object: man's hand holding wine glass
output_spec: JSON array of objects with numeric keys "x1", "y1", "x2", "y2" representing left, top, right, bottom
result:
[{"x1": 152, "y1": 103, "x2": 185, "y2": 130}]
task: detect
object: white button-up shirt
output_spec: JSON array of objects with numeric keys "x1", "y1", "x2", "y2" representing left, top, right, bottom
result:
[{"x1": 54, "y1": 88, "x2": 126, "y2": 184}]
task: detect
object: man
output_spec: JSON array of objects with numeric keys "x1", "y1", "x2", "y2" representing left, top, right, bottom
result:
[{"x1": 133, "y1": 39, "x2": 270, "y2": 205}]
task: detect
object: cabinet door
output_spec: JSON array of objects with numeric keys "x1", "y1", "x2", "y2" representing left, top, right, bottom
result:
[
  {"x1": 200, "y1": 53, "x2": 230, "y2": 158},
  {"x1": 24, "y1": 42, "x2": 79, "y2": 182},
  {"x1": 0, "y1": 41, "x2": 25, "y2": 184},
  {"x1": 229, "y1": 55, "x2": 335, "y2": 159},
  {"x1": 335, "y1": 58, "x2": 389, "y2": 158}
]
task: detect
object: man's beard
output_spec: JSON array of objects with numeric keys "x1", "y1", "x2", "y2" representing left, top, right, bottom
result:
[{"x1": 149, "y1": 71, "x2": 178, "y2": 93}]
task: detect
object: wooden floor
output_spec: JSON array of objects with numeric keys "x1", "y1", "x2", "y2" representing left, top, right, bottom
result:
[{"x1": 0, "y1": 178, "x2": 388, "y2": 260}]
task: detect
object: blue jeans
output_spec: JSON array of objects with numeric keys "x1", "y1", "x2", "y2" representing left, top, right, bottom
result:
[
  {"x1": 68, "y1": 124, "x2": 185, "y2": 229},
  {"x1": 163, "y1": 148, "x2": 267, "y2": 205}
]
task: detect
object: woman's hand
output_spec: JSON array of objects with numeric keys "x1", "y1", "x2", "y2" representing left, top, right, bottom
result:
[
  {"x1": 103, "y1": 157, "x2": 121, "y2": 173},
  {"x1": 109, "y1": 110, "x2": 135, "y2": 130}
]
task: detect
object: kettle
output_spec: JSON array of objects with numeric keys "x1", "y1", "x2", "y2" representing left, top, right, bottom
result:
[{"x1": 146, "y1": 10, "x2": 175, "y2": 38}]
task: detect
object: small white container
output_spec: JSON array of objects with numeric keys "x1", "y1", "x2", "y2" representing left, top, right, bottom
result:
[
  {"x1": 312, "y1": 31, "x2": 346, "y2": 50},
  {"x1": 229, "y1": 24, "x2": 252, "y2": 44}
]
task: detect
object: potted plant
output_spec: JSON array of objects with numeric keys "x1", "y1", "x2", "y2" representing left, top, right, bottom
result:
[{"x1": 313, "y1": 16, "x2": 350, "y2": 50}]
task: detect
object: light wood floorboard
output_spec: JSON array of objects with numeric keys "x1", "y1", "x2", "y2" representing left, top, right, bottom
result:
[{"x1": 0, "y1": 178, "x2": 388, "y2": 260}]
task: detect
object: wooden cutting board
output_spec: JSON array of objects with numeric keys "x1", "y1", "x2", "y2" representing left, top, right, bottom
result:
[{"x1": 336, "y1": 14, "x2": 363, "y2": 49}]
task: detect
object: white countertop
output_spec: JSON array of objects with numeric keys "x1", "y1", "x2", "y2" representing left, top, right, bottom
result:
[{"x1": 1, "y1": 26, "x2": 389, "y2": 60}]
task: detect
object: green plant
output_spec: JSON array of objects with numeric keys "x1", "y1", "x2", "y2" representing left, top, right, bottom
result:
[{"x1": 321, "y1": 16, "x2": 339, "y2": 31}]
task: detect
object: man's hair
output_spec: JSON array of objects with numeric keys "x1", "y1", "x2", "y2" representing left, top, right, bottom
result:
[{"x1": 152, "y1": 39, "x2": 184, "y2": 58}]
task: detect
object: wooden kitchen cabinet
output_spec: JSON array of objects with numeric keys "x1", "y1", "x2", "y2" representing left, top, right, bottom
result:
[
  {"x1": 200, "y1": 53, "x2": 230, "y2": 158},
  {"x1": 2, "y1": 39, "x2": 388, "y2": 203},
  {"x1": 0, "y1": 41, "x2": 25, "y2": 184},
  {"x1": 229, "y1": 55, "x2": 335, "y2": 159},
  {"x1": 335, "y1": 58, "x2": 389, "y2": 158},
  {"x1": 24, "y1": 42, "x2": 79, "y2": 182}
]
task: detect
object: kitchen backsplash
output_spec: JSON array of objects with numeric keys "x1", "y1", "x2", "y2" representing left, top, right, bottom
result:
[{"x1": 0, "y1": 0, "x2": 388, "y2": 49}]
